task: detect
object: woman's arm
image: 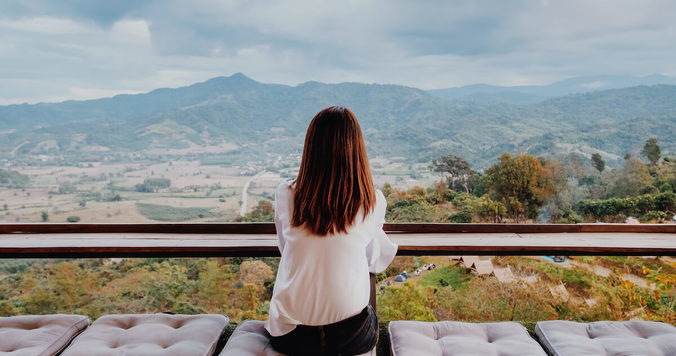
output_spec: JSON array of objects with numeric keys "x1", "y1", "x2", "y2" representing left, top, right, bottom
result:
[
  {"x1": 365, "y1": 190, "x2": 397, "y2": 273},
  {"x1": 274, "y1": 182, "x2": 290, "y2": 253}
]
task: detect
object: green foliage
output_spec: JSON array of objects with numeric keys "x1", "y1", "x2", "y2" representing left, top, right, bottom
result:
[
  {"x1": 386, "y1": 197, "x2": 437, "y2": 222},
  {"x1": 58, "y1": 182, "x2": 76, "y2": 194},
  {"x1": 470, "y1": 196, "x2": 506, "y2": 223},
  {"x1": 382, "y1": 182, "x2": 392, "y2": 198},
  {"x1": 377, "y1": 282, "x2": 437, "y2": 323},
  {"x1": 517, "y1": 258, "x2": 594, "y2": 288},
  {"x1": 136, "y1": 203, "x2": 219, "y2": 222},
  {"x1": 447, "y1": 207, "x2": 472, "y2": 223},
  {"x1": 0, "y1": 259, "x2": 50, "y2": 274},
  {"x1": 41, "y1": 211, "x2": 48, "y2": 222},
  {"x1": 0, "y1": 258, "x2": 282, "y2": 321},
  {"x1": 641, "y1": 138, "x2": 661, "y2": 165},
  {"x1": 239, "y1": 200, "x2": 274, "y2": 222},
  {"x1": 135, "y1": 178, "x2": 171, "y2": 193},
  {"x1": 0, "y1": 169, "x2": 29, "y2": 187},
  {"x1": 591, "y1": 153, "x2": 605, "y2": 173},
  {"x1": 484, "y1": 153, "x2": 549, "y2": 221},
  {"x1": 429, "y1": 155, "x2": 473, "y2": 192},
  {"x1": 66, "y1": 216, "x2": 80, "y2": 223},
  {"x1": 575, "y1": 192, "x2": 676, "y2": 221},
  {"x1": 641, "y1": 210, "x2": 667, "y2": 222},
  {"x1": 608, "y1": 158, "x2": 653, "y2": 197},
  {"x1": 419, "y1": 265, "x2": 470, "y2": 289}
]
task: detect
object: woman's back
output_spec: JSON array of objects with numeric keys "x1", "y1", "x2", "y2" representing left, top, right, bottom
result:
[
  {"x1": 265, "y1": 106, "x2": 397, "y2": 354},
  {"x1": 266, "y1": 180, "x2": 393, "y2": 337}
]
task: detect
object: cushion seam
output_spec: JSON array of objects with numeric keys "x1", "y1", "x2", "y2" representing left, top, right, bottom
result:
[
  {"x1": 38, "y1": 316, "x2": 89, "y2": 356},
  {"x1": 535, "y1": 322, "x2": 560, "y2": 356},
  {"x1": 203, "y1": 316, "x2": 228, "y2": 356},
  {"x1": 388, "y1": 321, "x2": 396, "y2": 356}
]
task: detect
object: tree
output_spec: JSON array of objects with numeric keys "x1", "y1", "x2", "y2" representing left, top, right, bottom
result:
[
  {"x1": 240, "y1": 200, "x2": 274, "y2": 222},
  {"x1": 239, "y1": 260, "x2": 274, "y2": 285},
  {"x1": 484, "y1": 153, "x2": 549, "y2": 221},
  {"x1": 540, "y1": 159, "x2": 570, "y2": 222},
  {"x1": 565, "y1": 153, "x2": 586, "y2": 179},
  {"x1": 198, "y1": 260, "x2": 235, "y2": 313},
  {"x1": 591, "y1": 153, "x2": 605, "y2": 173},
  {"x1": 382, "y1": 182, "x2": 392, "y2": 198},
  {"x1": 58, "y1": 182, "x2": 76, "y2": 194},
  {"x1": 429, "y1": 155, "x2": 471, "y2": 192},
  {"x1": 641, "y1": 138, "x2": 661, "y2": 165},
  {"x1": 41, "y1": 211, "x2": 48, "y2": 222},
  {"x1": 608, "y1": 157, "x2": 653, "y2": 197},
  {"x1": 378, "y1": 282, "x2": 436, "y2": 322},
  {"x1": 135, "y1": 178, "x2": 171, "y2": 193}
]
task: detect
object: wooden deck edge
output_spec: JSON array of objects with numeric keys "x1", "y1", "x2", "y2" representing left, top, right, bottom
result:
[{"x1": 1, "y1": 223, "x2": 675, "y2": 234}]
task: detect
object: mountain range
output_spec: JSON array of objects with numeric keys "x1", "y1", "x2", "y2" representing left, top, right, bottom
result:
[
  {"x1": 1, "y1": 73, "x2": 675, "y2": 170},
  {"x1": 428, "y1": 74, "x2": 676, "y2": 104}
]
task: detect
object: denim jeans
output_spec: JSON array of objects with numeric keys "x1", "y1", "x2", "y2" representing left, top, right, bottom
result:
[{"x1": 270, "y1": 305, "x2": 378, "y2": 356}]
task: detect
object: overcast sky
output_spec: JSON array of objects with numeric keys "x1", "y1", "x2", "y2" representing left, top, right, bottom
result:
[{"x1": 1, "y1": 0, "x2": 675, "y2": 104}]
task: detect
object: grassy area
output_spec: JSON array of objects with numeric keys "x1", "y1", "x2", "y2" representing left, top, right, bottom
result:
[
  {"x1": 173, "y1": 188, "x2": 239, "y2": 199},
  {"x1": 599, "y1": 256, "x2": 676, "y2": 276},
  {"x1": 419, "y1": 265, "x2": 470, "y2": 289},
  {"x1": 135, "y1": 203, "x2": 220, "y2": 221},
  {"x1": 511, "y1": 257, "x2": 596, "y2": 289}
]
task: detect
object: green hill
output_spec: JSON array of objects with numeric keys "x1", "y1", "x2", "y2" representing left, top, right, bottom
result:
[{"x1": 1, "y1": 74, "x2": 675, "y2": 169}]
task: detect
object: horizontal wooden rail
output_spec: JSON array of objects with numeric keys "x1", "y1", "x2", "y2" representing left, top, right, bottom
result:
[
  {"x1": 2, "y1": 223, "x2": 676, "y2": 234},
  {"x1": 0, "y1": 223, "x2": 674, "y2": 258}
]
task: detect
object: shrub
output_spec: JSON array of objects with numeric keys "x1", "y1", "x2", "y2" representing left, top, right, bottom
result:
[
  {"x1": 136, "y1": 203, "x2": 218, "y2": 222},
  {"x1": 641, "y1": 210, "x2": 666, "y2": 222},
  {"x1": 377, "y1": 282, "x2": 437, "y2": 323},
  {"x1": 447, "y1": 207, "x2": 472, "y2": 223},
  {"x1": 66, "y1": 216, "x2": 80, "y2": 223}
]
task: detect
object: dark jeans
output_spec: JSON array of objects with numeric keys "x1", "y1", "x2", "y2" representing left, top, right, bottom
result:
[{"x1": 270, "y1": 305, "x2": 378, "y2": 356}]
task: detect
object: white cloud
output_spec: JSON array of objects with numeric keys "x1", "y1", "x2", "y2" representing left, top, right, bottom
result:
[
  {"x1": 110, "y1": 19, "x2": 151, "y2": 46},
  {"x1": 1, "y1": 1, "x2": 676, "y2": 103},
  {"x1": 0, "y1": 16, "x2": 88, "y2": 34}
]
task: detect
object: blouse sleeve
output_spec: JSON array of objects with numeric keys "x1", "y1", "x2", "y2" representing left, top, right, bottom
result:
[
  {"x1": 274, "y1": 182, "x2": 289, "y2": 253},
  {"x1": 366, "y1": 190, "x2": 398, "y2": 274}
]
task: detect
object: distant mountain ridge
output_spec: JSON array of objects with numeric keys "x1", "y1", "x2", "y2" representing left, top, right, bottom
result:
[
  {"x1": 1, "y1": 74, "x2": 675, "y2": 169},
  {"x1": 427, "y1": 74, "x2": 676, "y2": 104}
]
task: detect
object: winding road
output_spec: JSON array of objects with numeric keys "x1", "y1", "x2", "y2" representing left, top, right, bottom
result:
[{"x1": 240, "y1": 171, "x2": 265, "y2": 216}]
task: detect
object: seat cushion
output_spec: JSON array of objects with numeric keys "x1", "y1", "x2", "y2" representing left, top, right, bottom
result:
[
  {"x1": 535, "y1": 320, "x2": 676, "y2": 356},
  {"x1": 61, "y1": 314, "x2": 228, "y2": 356},
  {"x1": 0, "y1": 314, "x2": 89, "y2": 356},
  {"x1": 389, "y1": 320, "x2": 547, "y2": 356},
  {"x1": 220, "y1": 320, "x2": 375, "y2": 356},
  {"x1": 220, "y1": 321, "x2": 284, "y2": 356}
]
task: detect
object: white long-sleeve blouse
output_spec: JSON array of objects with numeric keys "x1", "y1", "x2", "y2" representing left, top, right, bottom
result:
[{"x1": 265, "y1": 180, "x2": 398, "y2": 337}]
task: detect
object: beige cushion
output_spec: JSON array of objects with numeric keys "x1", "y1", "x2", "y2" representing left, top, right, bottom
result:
[
  {"x1": 389, "y1": 320, "x2": 547, "y2": 356},
  {"x1": 535, "y1": 320, "x2": 676, "y2": 356},
  {"x1": 0, "y1": 314, "x2": 89, "y2": 356},
  {"x1": 61, "y1": 314, "x2": 228, "y2": 356},
  {"x1": 220, "y1": 320, "x2": 375, "y2": 356}
]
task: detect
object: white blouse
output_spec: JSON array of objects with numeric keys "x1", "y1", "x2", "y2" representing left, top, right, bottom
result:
[{"x1": 265, "y1": 180, "x2": 398, "y2": 337}]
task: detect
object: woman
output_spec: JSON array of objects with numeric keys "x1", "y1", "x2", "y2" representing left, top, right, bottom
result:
[{"x1": 265, "y1": 106, "x2": 397, "y2": 355}]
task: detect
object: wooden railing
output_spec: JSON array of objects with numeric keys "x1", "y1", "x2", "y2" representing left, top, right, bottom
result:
[{"x1": 0, "y1": 223, "x2": 674, "y2": 258}]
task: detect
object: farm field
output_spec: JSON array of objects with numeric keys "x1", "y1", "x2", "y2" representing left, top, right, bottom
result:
[{"x1": 0, "y1": 158, "x2": 435, "y2": 223}]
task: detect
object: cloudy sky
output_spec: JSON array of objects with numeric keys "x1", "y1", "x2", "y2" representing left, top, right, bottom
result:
[{"x1": 1, "y1": 0, "x2": 675, "y2": 104}]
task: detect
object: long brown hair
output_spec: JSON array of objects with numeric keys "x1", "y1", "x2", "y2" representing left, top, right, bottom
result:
[{"x1": 292, "y1": 106, "x2": 376, "y2": 236}]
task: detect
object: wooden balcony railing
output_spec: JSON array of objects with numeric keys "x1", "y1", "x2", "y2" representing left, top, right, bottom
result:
[{"x1": 0, "y1": 223, "x2": 674, "y2": 258}]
